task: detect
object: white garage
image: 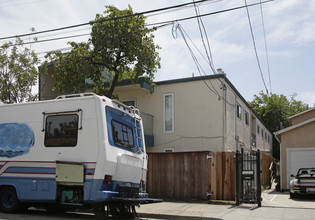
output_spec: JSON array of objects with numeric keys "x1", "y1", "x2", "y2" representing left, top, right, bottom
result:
[{"x1": 286, "y1": 147, "x2": 315, "y2": 188}]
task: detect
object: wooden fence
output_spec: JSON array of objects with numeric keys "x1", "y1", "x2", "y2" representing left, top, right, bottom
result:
[
  {"x1": 147, "y1": 151, "x2": 236, "y2": 201},
  {"x1": 147, "y1": 151, "x2": 274, "y2": 201},
  {"x1": 261, "y1": 152, "x2": 275, "y2": 186}
]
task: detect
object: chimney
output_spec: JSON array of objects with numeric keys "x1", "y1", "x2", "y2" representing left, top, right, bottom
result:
[{"x1": 217, "y1": 68, "x2": 225, "y2": 75}]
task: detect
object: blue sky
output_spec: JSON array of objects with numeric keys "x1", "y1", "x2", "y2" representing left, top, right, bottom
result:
[{"x1": 1, "y1": 0, "x2": 314, "y2": 106}]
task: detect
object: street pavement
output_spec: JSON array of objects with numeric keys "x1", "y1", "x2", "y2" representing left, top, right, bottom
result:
[
  {"x1": 137, "y1": 190, "x2": 315, "y2": 220},
  {"x1": 0, "y1": 189, "x2": 314, "y2": 220}
]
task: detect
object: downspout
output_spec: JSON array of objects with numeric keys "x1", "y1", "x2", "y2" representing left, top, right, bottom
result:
[
  {"x1": 222, "y1": 83, "x2": 227, "y2": 152},
  {"x1": 235, "y1": 92, "x2": 238, "y2": 151}
]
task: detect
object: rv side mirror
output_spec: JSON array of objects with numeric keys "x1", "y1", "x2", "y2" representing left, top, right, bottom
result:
[{"x1": 290, "y1": 174, "x2": 295, "y2": 178}]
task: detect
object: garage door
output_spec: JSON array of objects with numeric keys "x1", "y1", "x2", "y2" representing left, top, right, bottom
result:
[{"x1": 287, "y1": 147, "x2": 315, "y2": 188}]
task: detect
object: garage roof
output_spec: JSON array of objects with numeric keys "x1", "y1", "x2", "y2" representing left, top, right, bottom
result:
[{"x1": 274, "y1": 116, "x2": 315, "y2": 142}]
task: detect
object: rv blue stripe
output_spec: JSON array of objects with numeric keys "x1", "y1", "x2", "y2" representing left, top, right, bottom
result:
[{"x1": 5, "y1": 167, "x2": 55, "y2": 174}]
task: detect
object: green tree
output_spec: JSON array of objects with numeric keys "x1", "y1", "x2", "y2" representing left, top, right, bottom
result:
[
  {"x1": 43, "y1": 5, "x2": 160, "y2": 98},
  {"x1": 0, "y1": 38, "x2": 39, "y2": 103},
  {"x1": 250, "y1": 91, "x2": 308, "y2": 159},
  {"x1": 44, "y1": 42, "x2": 100, "y2": 94}
]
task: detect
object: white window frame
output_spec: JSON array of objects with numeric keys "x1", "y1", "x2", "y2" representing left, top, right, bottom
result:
[
  {"x1": 163, "y1": 93, "x2": 174, "y2": 133},
  {"x1": 245, "y1": 110, "x2": 249, "y2": 126},
  {"x1": 122, "y1": 99, "x2": 136, "y2": 108},
  {"x1": 236, "y1": 103, "x2": 242, "y2": 120}
]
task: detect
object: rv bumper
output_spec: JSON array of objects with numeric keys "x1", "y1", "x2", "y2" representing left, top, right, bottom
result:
[
  {"x1": 112, "y1": 197, "x2": 163, "y2": 204},
  {"x1": 95, "y1": 190, "x2": 162, "y2": 204},
  {"x1": 95, "y1": 190, "x2": 119, "y2": 201}
]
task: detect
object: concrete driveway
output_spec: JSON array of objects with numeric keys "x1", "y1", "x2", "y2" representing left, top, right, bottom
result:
[
  {"x1": 137, "y1": 190, "x2": 315, "y2": 220},
  {"x1": 262, "y1": 189, "x2": 315, "y2": 209}
]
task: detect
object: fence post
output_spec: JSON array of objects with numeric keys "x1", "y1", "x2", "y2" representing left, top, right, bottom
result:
[
  {"x1": 235, "y1": 150, "x2": 240, "y2": 205},
  {"x1": 256, "y1": 150, "x2": 261, "y2": 207}
]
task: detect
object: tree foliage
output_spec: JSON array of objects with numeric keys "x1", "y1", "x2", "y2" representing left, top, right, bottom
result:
[
  {"x1": 250, "y1": 91, "x2": 309, "y2": 159},
  {"x1": 43, "y1": 5, "x2": 160, "y2": 98},
  {"x1": 43, "y1": 42, "x2": 99, "y2": 94},
  {"x1": 0, "y1": 38, "x2": 39, "y2": 103}
]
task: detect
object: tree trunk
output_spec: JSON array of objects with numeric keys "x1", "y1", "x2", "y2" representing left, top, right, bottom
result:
[{"x1": 106, "y1": 72, "x2": 119, "y2": 98}]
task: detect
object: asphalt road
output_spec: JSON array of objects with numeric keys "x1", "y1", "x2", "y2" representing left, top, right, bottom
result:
[
  {"x1": 0, "y1": 191, "x2": 314, "y2": 220},
  {"x1": 0, "y1": 209, "x2": 99, "y2": 220}
]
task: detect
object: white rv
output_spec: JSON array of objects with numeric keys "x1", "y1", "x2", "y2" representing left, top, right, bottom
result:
[{"x1": 0, "y1": 93, "x2": 159, "y2": 217}]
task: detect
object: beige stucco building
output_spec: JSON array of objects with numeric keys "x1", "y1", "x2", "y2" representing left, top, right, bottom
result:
[
  {"x1": 39, "y1": 73, "x2": 272, "y2": 154},
  {"x1": 113, "y1": 74, "x2": 272, "y2": 153},
  {"x1": 275, "y1": 108, "x2": 315, "y2": 190}
]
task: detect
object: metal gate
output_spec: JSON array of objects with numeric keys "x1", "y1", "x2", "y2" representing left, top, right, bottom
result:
[{"x1": 236, "y1": 148, "x2": 261, "y2": 207}]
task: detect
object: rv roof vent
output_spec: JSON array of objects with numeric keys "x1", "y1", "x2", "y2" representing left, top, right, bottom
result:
[{"x1": 56, "y1": 93, "x2": 96, "y2": 99}]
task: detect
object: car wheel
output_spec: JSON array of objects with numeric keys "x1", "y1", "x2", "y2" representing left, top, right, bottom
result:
[{"x1": 0, "y1": 187, "x2": 20, "y2": 213}]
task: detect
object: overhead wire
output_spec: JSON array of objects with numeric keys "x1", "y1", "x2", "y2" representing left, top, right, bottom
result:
[
  {"x1": 0, "y1": 0, "x2": 50, "y2": 8},
  {"x1": 3, "y1": 0, "x2": 274, "y2": 60},
  {"x1": 192, "y1": 0, "x2": 216, "y2": 74},
  {"x1": 259, "y1": 0, "x2": 272, "y2": 93},
  {"x1": 173, "y1": 23, "x2": 223, "y2": 98},
  {"x1": 173, "y1": 23, "x2": 234, "y2": 106},
  {"x1": 147, "y1": 0, "x2": 274, "y2": 29},
  {"x1": 244, "y1": 0, "x2": 269, "y2": 96},
  {"x1": 191, "y1": 0, "x2": 222, "y2": 98},
  {"x1": 191, "y1": 0, "x2": 231, "y2": 102},
  {"x1": 11, "y1": 33, "x2": 90, "y2": 47},
  {"x1": 0, "y1": 0, "x2": 213, "y2": 41},
  {"x1": 0, "y1": 0, "x2": 274, "y2": 42}
]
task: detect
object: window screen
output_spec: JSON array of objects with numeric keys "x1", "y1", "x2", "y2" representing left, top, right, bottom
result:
[{"x1": 44, "y1": 114, "x2": 78, "y2": 147}]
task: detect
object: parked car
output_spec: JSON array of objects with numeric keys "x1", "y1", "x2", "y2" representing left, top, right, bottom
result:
[{"x1": 290, "y1": 168, "x2": 315, "y2": 198}]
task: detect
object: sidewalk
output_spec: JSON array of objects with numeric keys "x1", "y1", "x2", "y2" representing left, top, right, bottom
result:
[{"x1": 136, "y1": 191, "x2": 315, "y2": 220}]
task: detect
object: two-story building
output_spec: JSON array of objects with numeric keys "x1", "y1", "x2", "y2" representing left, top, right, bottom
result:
[{"x1": 40, "y1": 73, "x2": 272, "y2": 154}]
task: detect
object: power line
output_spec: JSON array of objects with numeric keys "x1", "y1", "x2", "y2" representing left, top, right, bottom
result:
[
  {"x1": 173, "y1": 23, "x2": 221, "y2": 98},
  {"x1": 11, "y1": 33, "x2": 90, "y2": 46},
  {"x1": 0, "y1": 0, "x2": 274, "y2": 42},
  {"x1": 0, "y1": 0, "x2": 212, "y2": 41},
  {"x1": 244, "y1": 0, "x2": 269, "y2": 95},
  {"x1": 0, "y1": 0, "x2": 50, "y2": 9},
  {"x1": 3, "y1": 0, "x2": 274, "y2": 50},
  {"x1": 192, "y1": 0, "x2": 216, "y2": 74},
  {"x1": 173, "y1": 23, "x2": 234, "y2": 106},
  {"x1": 148, "y1": 0, "x2": 274, "y2": 28},
  {"x1": 259, "y1": 0, "x2": 272, "y2": 93}
]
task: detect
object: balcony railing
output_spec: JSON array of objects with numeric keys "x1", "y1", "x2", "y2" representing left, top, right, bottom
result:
[{"x1": 140, "y1": 111, "x2": 154, "y2": 147}]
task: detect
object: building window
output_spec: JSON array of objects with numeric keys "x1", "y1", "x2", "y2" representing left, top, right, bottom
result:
[
  {"x1": 44, "y1": 114, "x2": 78, "y2": 147},
  {"x1": 236, "y1": 104, "x2": 242, "y2": 120},
  {"x1": 257, "y1": 125, "x2": 260, "y2": 134},
  {"x1": 245, "y1": 111, "x2": 249, "y2": 125},
  {"x1": 261, "y1": 129, "x2": 264, "y2": 138},
  {"x1": 163, "y1": 93, "x2": 174, "y2": 133},
  {"x1": 122, "y1": 99, "x2": 136, "y2": 107}
]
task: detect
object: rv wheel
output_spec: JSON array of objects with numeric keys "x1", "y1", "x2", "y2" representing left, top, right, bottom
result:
[{"x1": 0, "y1": 187, "x2": 20, "y2": 213}]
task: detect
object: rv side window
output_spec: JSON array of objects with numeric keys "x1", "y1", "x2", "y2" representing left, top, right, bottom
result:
[
  {"x1": 44, "y1": 114, "x2": 78, "y2": 147},
  {"x1": 111, "y1": 120, "x2": 134, "y2": 150}
]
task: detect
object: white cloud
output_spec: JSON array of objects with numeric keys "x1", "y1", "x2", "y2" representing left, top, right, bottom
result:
[
  {"x1": 265, "y1": 0, "x2": 315, "y2": 46},
  {"x1": 297, "y1": 92, "x2": 315, "y2": 107}
]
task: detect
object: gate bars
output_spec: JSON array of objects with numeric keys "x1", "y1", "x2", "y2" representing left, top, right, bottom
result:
[{"x1": 236, "y1": 148, "x2": 261, "y2": 207}]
